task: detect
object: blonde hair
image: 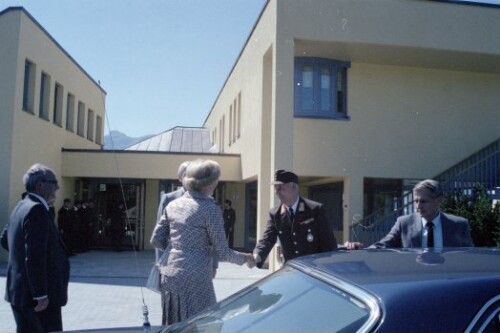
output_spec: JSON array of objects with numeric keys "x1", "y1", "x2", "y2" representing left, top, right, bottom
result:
[{"x1": 183, "y1": 159, "x2": 220, "y2": 192}]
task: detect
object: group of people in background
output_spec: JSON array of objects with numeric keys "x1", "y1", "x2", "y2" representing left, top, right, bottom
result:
[
  {"x1": 0, "y1": 160, "x2": 474, "y2": 332},
  {"x1": 57, "y1": 198, "x2": 95, "y2": 255}
]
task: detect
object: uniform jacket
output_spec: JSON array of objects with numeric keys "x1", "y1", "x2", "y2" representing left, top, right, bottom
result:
[
  {"x1": 254, "y1": 197, "x2": 337, "y2": 268},
  {"x1": 3, "y1": 194, "x2": 70, "y2": 307},
  {"x1": 373, "y1": 212, "x2": 474, "y2": 248}
]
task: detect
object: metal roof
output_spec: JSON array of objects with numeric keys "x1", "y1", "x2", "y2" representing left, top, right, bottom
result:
[{"x1": 125, "y1": 127, "x2": 215, "y2": 153}]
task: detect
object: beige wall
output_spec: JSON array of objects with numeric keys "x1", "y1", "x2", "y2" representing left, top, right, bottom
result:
[
  {"x1": 0, "y1": 9, "x2": 105, "y2": 261},
  {"x1": 2, "y1": 1, "x2": 499, "y2": 265},
  {"x1": 203, "y1": 0, "x2": 500, "y2": 268},
  {"x1": 0, "y1": 10, "x2": 20, "y2": 261},
  {"x1": 8, "y1": 9, "x2": 105, "y2": 212}
]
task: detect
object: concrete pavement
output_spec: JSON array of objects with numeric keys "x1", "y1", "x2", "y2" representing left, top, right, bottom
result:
[{"x1": 0, "y1": 250, "x2": 270, "y2": 332}]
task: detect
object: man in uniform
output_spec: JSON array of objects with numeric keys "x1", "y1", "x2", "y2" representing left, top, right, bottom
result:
[{"x1": 253, "y1": 170, "x2": 338, "y2": 268}]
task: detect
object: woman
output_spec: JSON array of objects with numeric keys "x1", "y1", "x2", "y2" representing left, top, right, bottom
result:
[{"x1": 150, "y1": 159, "x2": 254, "y2": 325}]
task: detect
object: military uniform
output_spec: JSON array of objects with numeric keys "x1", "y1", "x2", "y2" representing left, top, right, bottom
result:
[{"x1": 254, "y1": 196, "x2": 337, "y2": 268}]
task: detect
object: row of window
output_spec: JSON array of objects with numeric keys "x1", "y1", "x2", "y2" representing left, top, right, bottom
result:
[
  {"x1": 212, "y1": 92, "x2": 242, "y2": 153},
  {"x1": 22, "y1": 59, "x2": 103, "y2": 145},
  {"x1": 211, "y1": 57, "x2": 349, "y2": 152}
]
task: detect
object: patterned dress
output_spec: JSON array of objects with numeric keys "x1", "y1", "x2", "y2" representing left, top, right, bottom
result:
[{"x1": 150, "y1": 190, "x2": 247, "y2": 325}]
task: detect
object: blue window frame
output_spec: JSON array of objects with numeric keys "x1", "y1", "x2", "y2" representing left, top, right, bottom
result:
[{"x1": 294, "y1": 57, "x2": 350, "y2": 119}]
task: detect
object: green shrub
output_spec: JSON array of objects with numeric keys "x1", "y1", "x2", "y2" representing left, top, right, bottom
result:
[{"x1": 442, "y1": 186, "x2": 500, "y2": 247}]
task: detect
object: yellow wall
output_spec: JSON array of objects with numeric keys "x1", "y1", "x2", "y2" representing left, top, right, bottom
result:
[{"x1": 203, "y1": 0, "x2": 500, "y2": 268}]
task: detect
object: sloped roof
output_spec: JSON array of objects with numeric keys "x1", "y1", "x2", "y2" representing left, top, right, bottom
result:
[{"x1": 125, "y1": 126, "x2": 215, "y2": 153}]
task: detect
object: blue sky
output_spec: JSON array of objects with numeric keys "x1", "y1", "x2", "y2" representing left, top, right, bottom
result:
[{"x1": 1, "y1": 0, "x2": 267, "y2": 137}]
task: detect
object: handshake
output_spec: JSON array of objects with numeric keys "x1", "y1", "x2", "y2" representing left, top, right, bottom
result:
[{"x1": 244, "y1": 253, "x2": 262, "y2": 268}]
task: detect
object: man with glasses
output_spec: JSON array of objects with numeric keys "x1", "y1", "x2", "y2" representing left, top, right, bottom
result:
[
  {"x1": 1, "y1": 163, "x2": 70, "y2": 333},
  {"x1": 253, "y1": 170, "x2": 338, "y2": 268}
]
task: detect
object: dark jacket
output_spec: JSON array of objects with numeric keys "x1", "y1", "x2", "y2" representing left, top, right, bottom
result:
[
  {"x1": 373, "y1": 212, "x2": 474, "y2": 248},
  {"x1": 3, "y1": 194, "x2": 70, "y2": 307},
  {"x1": 254, "y1": 197, "x2": 338, "y2": 268}
]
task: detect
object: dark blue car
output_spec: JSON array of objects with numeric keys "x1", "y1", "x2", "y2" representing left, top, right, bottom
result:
[
  {"x1": 162, "y1": 248, "x2": 500, "y2": 333},
  {"x1": 70, "y1": 248, "x2": 499, "y2": 333}
]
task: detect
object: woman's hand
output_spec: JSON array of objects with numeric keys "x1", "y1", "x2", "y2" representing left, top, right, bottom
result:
[{"x1": 244, "y1": 253, "x2": 256, "y2": 268}]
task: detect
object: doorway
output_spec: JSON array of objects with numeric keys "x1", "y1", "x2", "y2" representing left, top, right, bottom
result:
[
  {"x1": 309, "y1": 182, "x2": 344, "y2": 233},
  {"x1": 77, "y1": 179, "x2": 146, "y2": 250}
]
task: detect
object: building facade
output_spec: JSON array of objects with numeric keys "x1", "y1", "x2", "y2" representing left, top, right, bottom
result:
[{"x1": 1, "y1": 1, "x2": 499, "y2": 269}]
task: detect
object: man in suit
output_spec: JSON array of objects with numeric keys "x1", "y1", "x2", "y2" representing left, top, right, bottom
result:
[
  {"x1": 253, "y1": 170, "x2": 338, "y2": 268},
  {"x1": 1, "y1": 163, "x2": 70, "y2": 333},
  {"x1": 345, "y1": 179, "x2": 474, "y2": 249},
  {"x1": 156, "y1": 161, "x2": 190, "y2": 225}
]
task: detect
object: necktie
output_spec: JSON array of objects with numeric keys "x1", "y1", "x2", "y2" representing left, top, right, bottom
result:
[
  {"x1": 426, "y1": 221, "x2": 434, "y2": 248},
  {"x1": 288, "y1": 207, "x2": 295, "y2": 221}
]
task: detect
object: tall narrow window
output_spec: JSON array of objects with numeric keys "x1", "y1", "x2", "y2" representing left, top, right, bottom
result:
[
  {"x1": 95, "y1": 115, "x2": 103, "y2": 145},
  {"x1": 320, "y1": 67, "x2": 331, "y2": 112},
  {"x1": 294, "y1": 57, "x2": 350, "y2": 119},
  {"x1": 77, "y1": 101, "x2": 85, "y2": 137},
  {"x1": 66, "y1": 93, "x2": 75, "y2": 132},
  {"x1": 232, "y1": 98, "x2": 237, "y2": 143},
  {"x1": 87, "y1": 109, "x2": 95, "y2": 141},
  {"x1": 39, "y1": 72, "x2": 51, "y2": 120},
  {"x1": 219, "y1": 116, "x2": 225, "y2": 153},
  {"x1": 53, "y1": 83, "x2": 63, "y2": 126},
  {"x1": 337, "y1": 67, "x2": 347, "y2": 116},
  {"x1": 229, "y1": 105, "x2": 233, "y2": 146},
  {"x1": 237, "y1": 92, "x2": 241, "y2": 138},
  {"x1": 22, "y1": 60, "x2": 36, "y2": 113}
]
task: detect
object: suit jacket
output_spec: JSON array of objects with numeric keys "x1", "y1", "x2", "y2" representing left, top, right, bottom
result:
[
  {"x1": 3, "y1": 194, "x2": 70, "y2": 307},
  {"x1": 153, "y1": 187, "x2": 186, "y2": 263},
  {"x1": 156, "y1": 187, "x2": 185, "y2": 223},
  {"x1": 373, "y1": 212, "x2": 474, "y2": 248},
  {"x1": 254, "y1": 197, "x2": 338, "y2": 268}
]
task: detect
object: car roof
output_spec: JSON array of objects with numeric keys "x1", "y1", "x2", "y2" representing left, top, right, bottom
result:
[{"x1": 289, "y1": 248, "x2": 500, "y2": 333}]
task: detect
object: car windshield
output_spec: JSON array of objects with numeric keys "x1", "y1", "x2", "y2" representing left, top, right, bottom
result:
[{"x1": 163, "y1": 266, "x2": 371, "y2": 333}]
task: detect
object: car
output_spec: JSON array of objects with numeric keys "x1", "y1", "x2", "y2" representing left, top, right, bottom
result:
[
  {"x1": 68, "y1": 248, "x2": 500, "y2": 333},
  {"x1": 159, "y1": 247, "x2": 500, "y2": 333}
]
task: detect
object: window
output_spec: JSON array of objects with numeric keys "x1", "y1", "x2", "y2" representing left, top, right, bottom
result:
[
  {"x1": 219, "y1": 116, "x2": 225, "y2": 153},
  {"x1": 294, "y1": 57, "x2": 350, "y2": 119},
  {"x1": 39, "y1": 72, "x2": 51, "y2": 120},
  {"x1": 237, "y1": 92, "x2": 241, "y2": 138},
  {"x1": 87, "y1": 109, "x2": 95, "y2": 141},
  {"x1": 229, "y1": 104, "x2": 233, "y2": 146},
  {"x1": 66, "y1": 93, "x2": 75, "y2": 132},
  {"x1": 22, "y1": 60, "x2": 36, "y2": 113},
  {"x1": 53, "y1": 83, "x2": 63, "y2": 126},
  {"x1": 95, "y1": 115, "x2": 103, "y2": 145},
  {"x1": 173, "y1": 266, "x2": 371, "y2": 333},
  {"x1": 77, "y1": 101, "x2": 85, "y2": 137},
  {"x1": 232, "y1": 98, "x2": 237, "y2": 143}
]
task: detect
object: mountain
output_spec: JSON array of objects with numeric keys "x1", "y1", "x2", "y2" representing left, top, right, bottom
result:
[{"x1": 103, "y1": 130, "x2": 153, "y2": 150}]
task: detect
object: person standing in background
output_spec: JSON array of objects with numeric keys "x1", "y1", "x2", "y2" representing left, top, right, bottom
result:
[
  {"x1": 1, "y1": 163, "x2": 70, "y2": 333},
  {"x1": 57, "y1": 198, "x2": 76, "y2": 255},
  {"x1": 223, "y1": 199, "x2": 236, "y2": 248},
  {"x1": 110, "y1": 202, "x2": 126, "y2": 251}
]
